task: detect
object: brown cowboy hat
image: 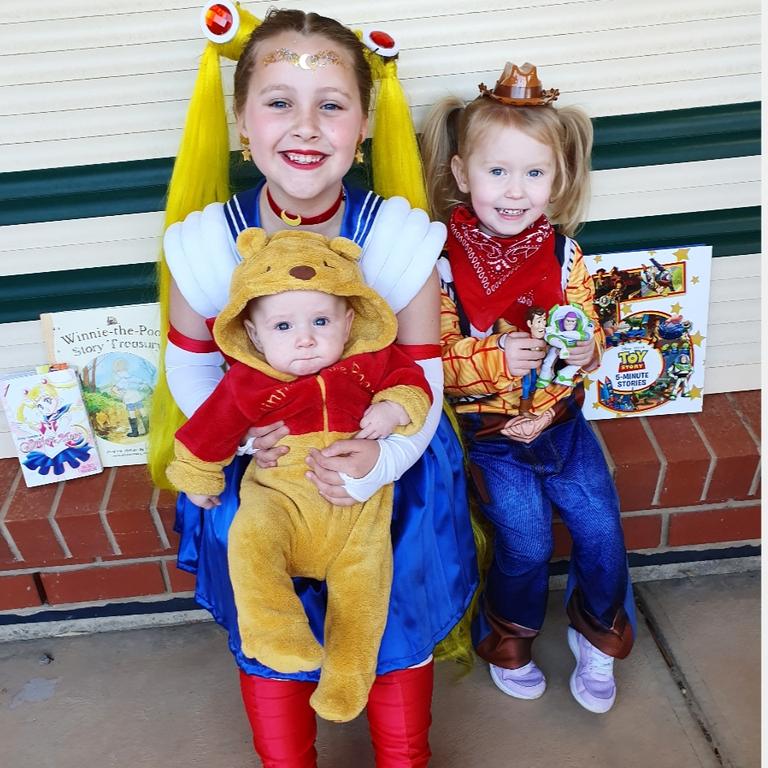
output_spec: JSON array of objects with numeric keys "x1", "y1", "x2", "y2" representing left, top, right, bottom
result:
[{"x1": 478, "y1": 62, "x2": 559, "y2": 106}]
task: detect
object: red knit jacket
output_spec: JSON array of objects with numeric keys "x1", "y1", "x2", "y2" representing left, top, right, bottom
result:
[{"x1": 176, "y1": 346, "x2": 431, "y2": 463}]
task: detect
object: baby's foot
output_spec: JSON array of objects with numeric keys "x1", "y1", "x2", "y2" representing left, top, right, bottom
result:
[
  {"x1": 240, "y1": 622, "x2": 323, "y2": 673},
  {"x1": 310, "y1": 670, "x2": 373, "y2": 723}
]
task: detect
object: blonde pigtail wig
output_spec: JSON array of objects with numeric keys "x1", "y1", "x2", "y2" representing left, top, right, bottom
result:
[
  {"x1": 365, "y1": 53, "x2": 429, "y2": 212},
  {"x1": 148, "y1": 5, "x2": 259, "y2": 488},
  {"x1": 363, "y1": 43, "x2": 484, "y2": 670},
  {"x1": 433, "y1": 405, "x2": 492, "y2": 670}
]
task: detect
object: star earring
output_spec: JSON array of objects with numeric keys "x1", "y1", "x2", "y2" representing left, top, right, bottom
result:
[
  {"x1": 240, "y1": 135, "x2": 251, "y2": 162},
  {"x1": 354, "y1": 141, "x2": 364, "y2": 165}
]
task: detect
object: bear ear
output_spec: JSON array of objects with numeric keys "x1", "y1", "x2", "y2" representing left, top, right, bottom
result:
[
  {"x1": 236, "y1": 228, "x2": 269, "y2": 260},
  {"x1": 328, "y1": 236, "x2": 362, "y2": 263}
]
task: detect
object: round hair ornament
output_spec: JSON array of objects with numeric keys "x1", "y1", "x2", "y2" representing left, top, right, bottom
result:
[
  {"x1": 361, "y1": 29, "x2": 400, "y2": 58},
  {"x1": 200, "y1": 0, "x2": 240, "y2": 44}
]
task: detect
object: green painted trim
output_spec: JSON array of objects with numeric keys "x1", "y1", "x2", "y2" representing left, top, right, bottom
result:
[
  {"x1": 591, "y1": 102, "x2": 761, "y2": 170},
  {"x1": 0, "y1": 207, "x2": 759, "y2": 324},
  {"x1": 577, "y1": 207, "x2": 760, "y2": 258},
  {"x1": 0, "y1": 147, "x2": 370, "y2": 228},
  {"x1": 0, "y1": 103, "x2": 759, "y2": 227},
  {"x1": 1, "y1": 264, "x2": 157, "y2": 324}
]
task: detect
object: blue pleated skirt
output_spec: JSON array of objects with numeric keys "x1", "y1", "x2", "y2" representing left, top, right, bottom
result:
[{"x1": 174, "y1": 412, "x2": 478, "y2": 679}]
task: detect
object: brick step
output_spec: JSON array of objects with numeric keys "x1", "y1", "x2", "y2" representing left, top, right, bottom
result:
[{"x1": 0, "y1": 391, "x2": 760, "y2": 612}]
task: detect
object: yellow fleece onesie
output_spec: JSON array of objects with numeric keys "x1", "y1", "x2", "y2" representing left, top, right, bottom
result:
[{"x1": 166, "y1": 229, "x2": 431, "y2": 722}]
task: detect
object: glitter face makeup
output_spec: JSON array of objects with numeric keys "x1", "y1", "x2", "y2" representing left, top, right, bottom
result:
[{"x1": 261, "y1": 48, "x2": 344, "y2": 70}]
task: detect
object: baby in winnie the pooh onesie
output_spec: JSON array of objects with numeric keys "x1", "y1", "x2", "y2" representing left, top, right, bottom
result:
[{"x1": 166, "y1": 228, "x2": 431, "y2": 723}]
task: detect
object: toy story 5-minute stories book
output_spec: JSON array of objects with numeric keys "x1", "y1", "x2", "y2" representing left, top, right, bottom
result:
[
  {"x1": 581, "y1": 245, "x2": 712, "y2": 420},
  {"x1": 40, "y1": 303, "x2": 160, "y2": 467},
  {"x1": 1, "y1": 364, "x2": 103, "y2": 488}
]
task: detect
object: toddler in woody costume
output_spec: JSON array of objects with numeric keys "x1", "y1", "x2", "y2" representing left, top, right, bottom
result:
[
  {"x1": 167, "y1": 227, "x2": 431, "y2": 723},
  {"x1": 422, "y1": 62, "x2": 635, "y2": 714}
]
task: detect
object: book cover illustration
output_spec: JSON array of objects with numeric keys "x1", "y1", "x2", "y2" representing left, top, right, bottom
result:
[
  {"x1": 1, "y1": 365, "x2": 103, "y2": 487},
  {"x1": 40, "y1": 303, "x2": 160, "y2": 466},
  {"x1": 581, "y1": 245, "x2": 712, "y2": 420}
]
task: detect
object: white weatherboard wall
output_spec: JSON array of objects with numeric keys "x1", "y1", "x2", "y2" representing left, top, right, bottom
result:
[{"x1": 0, "y1": 0, "x2": 761, "y2": 457}]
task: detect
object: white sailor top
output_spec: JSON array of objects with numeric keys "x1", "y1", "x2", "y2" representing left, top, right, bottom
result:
[{"x1": 164, "y1": 183, "x2": 447, "y2": 320}]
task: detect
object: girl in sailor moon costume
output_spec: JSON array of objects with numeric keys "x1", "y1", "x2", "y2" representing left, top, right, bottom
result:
[
  {"x1": 150, "y1": 6, "x2": 477, "y2": 766},
  {"x1": 422, "y1": 62, "x2": 635, "y2": 715}
]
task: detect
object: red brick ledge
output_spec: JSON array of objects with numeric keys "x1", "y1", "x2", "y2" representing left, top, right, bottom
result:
[{"x1": 0, "y1": 392, "x2": 760, "y2": 612}]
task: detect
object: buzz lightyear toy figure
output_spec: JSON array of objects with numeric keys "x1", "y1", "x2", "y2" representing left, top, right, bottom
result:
[{"x1": 536, "y1": 303, "x2": 595, "y2": 388}]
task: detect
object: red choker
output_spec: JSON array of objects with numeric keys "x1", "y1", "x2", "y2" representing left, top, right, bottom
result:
[{"x1": 266, "y1": 186, "x2": 345, "y2": 227}]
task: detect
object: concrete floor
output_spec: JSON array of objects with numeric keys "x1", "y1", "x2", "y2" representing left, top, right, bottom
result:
[{"x1": 1, "y1": 572, "x2": 759, "y2": 768}]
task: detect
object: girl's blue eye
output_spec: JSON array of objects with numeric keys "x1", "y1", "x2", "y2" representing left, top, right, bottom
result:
[
  {"x1": 528, "y1": 169, "x2": 543, "y2": 178},
  {"x1": 320, "y1": 102, "x2": 341, "y2": 111},
  {"x1": 268, "y1": 99, "x2": 289, "y2": 109},
  {"x1": 489, "y1": 167, "x2": 504, "y2": 176},
  {"x1": 275, "y1": 321, "x2": 291, "y2": 331},
  {"x1": 313, "y1": 317, "x2": 329, "y2": 327}
]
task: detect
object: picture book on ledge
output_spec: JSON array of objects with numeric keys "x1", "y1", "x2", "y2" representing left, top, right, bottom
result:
[
  {"x1": 582, "y1": 245, "x2": 712, "y2": 420},
  {"x1": 40, "y1": 303, "x2": 161, "y2": 467},
  {"x1": 1, "y1": 364, "x2": 103, "y2": 487}
]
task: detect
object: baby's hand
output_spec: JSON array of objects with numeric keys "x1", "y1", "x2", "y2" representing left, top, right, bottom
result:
[
  {"x1": 187, "y1": 493, "x2": 221, "y2": 510},
  {"x1": 356, "y1": 401, "x2": 410, "y2": 440},
  {"x1": 502, "y1": 331, "x2": 547, "y2": 377}
]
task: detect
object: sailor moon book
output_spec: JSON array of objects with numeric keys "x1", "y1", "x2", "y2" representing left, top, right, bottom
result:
[{"x1": 1, "y1": 365, "x2": 103, "y2": 487}]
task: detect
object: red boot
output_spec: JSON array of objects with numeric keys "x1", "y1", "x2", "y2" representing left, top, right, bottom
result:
[
  {"x1": 366, "y1": 661, "x2": 434, "y2": 767},
  {"x1": 239, "y1": 671, "x2": 318, "y2": 768}
]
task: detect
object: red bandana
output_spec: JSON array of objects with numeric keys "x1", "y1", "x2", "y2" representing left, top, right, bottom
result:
[{"x1": 446, "y1": 205, "x2": 563, "y2": 331}]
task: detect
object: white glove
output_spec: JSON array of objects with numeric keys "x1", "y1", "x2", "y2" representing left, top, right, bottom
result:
[{"x1": 165, "y1": 339, "x2": 224, "y2": 418}]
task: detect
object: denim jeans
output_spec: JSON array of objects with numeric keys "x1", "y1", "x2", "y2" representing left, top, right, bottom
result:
[{"x1": 464, "y1": 410, "x2": 629, "y2": 632}]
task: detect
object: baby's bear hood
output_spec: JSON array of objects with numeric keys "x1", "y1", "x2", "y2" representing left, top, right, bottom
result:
[{"x1": 213, "y1": 228, "x2": 398, "y2": 379}]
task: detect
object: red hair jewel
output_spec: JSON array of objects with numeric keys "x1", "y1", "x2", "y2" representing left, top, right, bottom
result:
[
  {"x1": 361, "y1": 29, "x2": 399, "y2": 58},
  {"x1": 200, "y1": 0, "x2": 239, "y2": 44}
]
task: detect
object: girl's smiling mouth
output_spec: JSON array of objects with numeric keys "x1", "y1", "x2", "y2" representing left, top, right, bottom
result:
[{"x1": 281, "y1": 150, "x2": 327, "y2": 167}]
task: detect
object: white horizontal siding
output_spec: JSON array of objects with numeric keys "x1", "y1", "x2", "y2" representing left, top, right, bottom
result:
[
  {"x1": 0, "y1": 213, "x2": 164, "y2": 276},
  {"x1": 704, "y1": 364, "x2": 760, "y2": 395},
  {"x1": 588, "y1": 157, "x2": 761, "y2": 221},
  {"x1": 3, "y1": 0, "x2": 604, "y2": 27},
  {"x1": 3, "y1": 0, "x2": 758, "y2": 50},
  {"x1": 0, "y1": 0, "x2": 760, "y2": 171}
]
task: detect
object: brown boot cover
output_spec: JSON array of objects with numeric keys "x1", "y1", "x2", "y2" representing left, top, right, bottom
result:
[
  {"x1": 476, "y1": 608, "x2": 539, "y2": 669},
  {"x1": 566, "y1": 587, "x2": 634, "y2": 659}
]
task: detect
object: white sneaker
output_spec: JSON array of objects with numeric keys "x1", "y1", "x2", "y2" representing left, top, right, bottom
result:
[
  {"x1": 567, "y1": 626, "x2": 616, "y2": 713},
  {"x1": 489, "y1": 661, "x2": 546, "y2": 700}
]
